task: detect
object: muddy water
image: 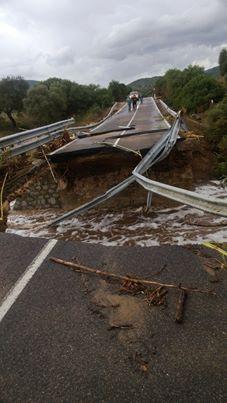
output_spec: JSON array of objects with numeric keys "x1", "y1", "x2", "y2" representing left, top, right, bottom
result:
[{"x1": 7, "y1": 181, "x2": 227, "y2": 246}]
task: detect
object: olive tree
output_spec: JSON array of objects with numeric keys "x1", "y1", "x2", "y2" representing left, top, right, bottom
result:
[{"x1": 0, "y1": 76, "x2": 28, "y2": 127}]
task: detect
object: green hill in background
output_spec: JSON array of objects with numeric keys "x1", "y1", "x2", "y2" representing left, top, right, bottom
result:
[
  {"x1": 26, "y1": 80, "x2": 39, "y2": 87},
  {"x1": 205, "y1": 66, "x2": 219, "y2": 77},
  {"x1": 128, "y1": 76, "x2": 160, "y2": 94}
]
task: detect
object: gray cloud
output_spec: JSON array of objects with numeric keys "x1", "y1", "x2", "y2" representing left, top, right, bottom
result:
[{"x1": 0, "y1": 0, "x2": 226, "y2": 85}]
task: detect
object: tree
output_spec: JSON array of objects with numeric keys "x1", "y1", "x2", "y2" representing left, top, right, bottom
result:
[
  {"x1": 177, "y1": 75, "x2": 224, "y2": 113},
  {"x1": 206, "y1": 96, "x2": 227, "y2": 175},
  {"x1": 181, "y1": 65, "x2": 204, "y2": 86},
  {"x1": 219, "y1": 48, "x2": 227, "y2": 77},
  {"x1": 24, "y1": 83, "x2": 68, "y2": 124},
  {"x1": 164, "y1": 68, "x2": 183, "y2": 106},
  {"x1": 207, "y1": 96, "x2": 227, "y2": 145},
  {"x1": 155, "y1": 64, "x2": 224, "y2": 112},
  {"x1": 93, "y1": 87, "x2": 113, "y2": 108},
  {"x1": 108, "y1": 80, "x2": 129, "y2": 101},
  {"x1": 0, "y1": 76, "x2": 28, "y2": 127},
  {"x1": 24, "y1": 78, "x2": 114, "y2": 124}
]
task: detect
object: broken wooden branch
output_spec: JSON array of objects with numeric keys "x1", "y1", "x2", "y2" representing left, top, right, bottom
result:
[
  {"x1": 41, "y1": 147, "x2": 57, "y2": 183},
  {"x1": 50, "y1": 257, "x2": 215, "y2": 295},
  {"x1": 175, "y1": 290, "x2": 187, "y2": 323}
]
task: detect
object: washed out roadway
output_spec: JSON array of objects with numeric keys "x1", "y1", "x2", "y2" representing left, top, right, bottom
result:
[
  {"x1": 0, "y1": 232, "x2": 226, "y2": 402},
  {"x1": 49, "y1": 97, "x2": 169, "y2": 162}
]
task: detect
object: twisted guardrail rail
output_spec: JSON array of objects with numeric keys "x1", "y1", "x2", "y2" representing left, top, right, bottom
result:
[
  {"x1": 136, "y1": 99, "x2": 227, "y2": 217},
  {"x1": 134, "y1": 173, "x2": 227, "y2": 217},
  {"x1": 0, "y1": 118, "x2": 74, "y2": 158}
]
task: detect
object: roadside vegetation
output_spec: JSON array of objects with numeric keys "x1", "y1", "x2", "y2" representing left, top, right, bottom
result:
[
  {"x1": 156, "y1": 48, "x2": 227, "y2": 176},
  {"x1": 0, "y1": 78, "x2": 130, "y2": 131},
  {"x1": 0, "y1": 76, "x2": 29, "y2": 128}
]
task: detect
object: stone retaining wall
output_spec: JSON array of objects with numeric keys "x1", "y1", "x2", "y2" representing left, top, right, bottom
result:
[{"x1": 14, "y1": 173, "x2": 61, "y2": 210}]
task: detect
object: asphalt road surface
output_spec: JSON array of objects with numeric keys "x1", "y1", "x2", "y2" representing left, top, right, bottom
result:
[
  {"x1": 0, "y1": 232, "x2": 226, "y2": 402},
  {"x1": 50, "y1": 97, "x2": 170, "y2": 162}
]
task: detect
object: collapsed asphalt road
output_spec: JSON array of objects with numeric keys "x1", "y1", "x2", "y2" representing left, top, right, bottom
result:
[
  {"x1": 49, "y1": 97, "x2": 169, "y2": 162},
  {"x1": 0, "y1": 233, "x2": 226, "y2": 402}
]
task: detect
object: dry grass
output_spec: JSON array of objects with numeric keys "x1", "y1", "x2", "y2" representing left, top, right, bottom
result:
[{"x1": 203, "y1": 242, "x2": 227, "y2": 270}]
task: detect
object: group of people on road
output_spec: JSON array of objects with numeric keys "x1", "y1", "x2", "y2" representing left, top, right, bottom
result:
[{"x1": 126, "y1": 91, "x2": 143, "y2": 112}]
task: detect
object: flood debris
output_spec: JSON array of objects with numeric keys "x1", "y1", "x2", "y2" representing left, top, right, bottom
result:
[
  {"x1": 145, "y1": 286, "x2": 168, "y2": 307},
  {"x1": 49, "y1": 256, "x2": 218, "y2": 328},
  {"x1": 50, "y1": 256, "x2": 215, "y2": 295},
  {"x1": 175, "y1": 289, "x2": 187, "y2": 323},
  {"x1": 120, "y1": 280, "x2": 167, "y2": 307},
  {"x1": 120, "y1": 279, "x2": 147, "y2": 295}
]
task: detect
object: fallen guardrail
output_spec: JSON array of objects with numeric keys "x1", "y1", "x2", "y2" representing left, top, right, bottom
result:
[
  {"x1": 0, "y1": 118, "x2": 74, "y2": 158},
  {"x1": 134, "y1": 174, "x2": 227, "y2": 217}
]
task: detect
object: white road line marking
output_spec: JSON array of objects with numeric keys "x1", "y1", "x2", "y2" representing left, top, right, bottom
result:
[
  {"x1": 114, "y1": 102, "x2": 140, "y2": 147},
  {"x1": 91, "y1": 102, "x2": 127, "y2": 133},
  {"x1": 0, "y1": 239, "x2": 57, "y2": 323}
]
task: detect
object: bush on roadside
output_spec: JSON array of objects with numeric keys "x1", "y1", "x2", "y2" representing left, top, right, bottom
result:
[
  {"x1": 24, "y1": 78, "x2": 115, "y2": 124},
  {"x1": 206, "y1": 96, "x2": 227, "y2": 176},
  {"x1": 156, "y1": 65, "x2": 224, "y2": 113}
]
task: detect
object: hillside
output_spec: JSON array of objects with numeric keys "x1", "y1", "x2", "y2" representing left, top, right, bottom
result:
[
  {"x1": 205, "y1": 66, "x2": 219, "y2": 77},
  {"x1": 129, "y1": 66, "x2": 220, "y2": 95},
  {"x1": 128, "y1": 76, "x2": 160, "y2": 94},
  {"x1": 26, "y1": 80, "x2": 39, "y2": 88}
]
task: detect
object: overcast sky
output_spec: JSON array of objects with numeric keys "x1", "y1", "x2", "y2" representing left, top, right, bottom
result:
[{"x1": 0, "y1": 0, "x2": 226, "y2": 85}]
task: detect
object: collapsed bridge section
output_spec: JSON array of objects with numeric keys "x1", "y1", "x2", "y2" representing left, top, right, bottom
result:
[{"x1": 49, "y1": 97, "x2": 170, "y2": 162}]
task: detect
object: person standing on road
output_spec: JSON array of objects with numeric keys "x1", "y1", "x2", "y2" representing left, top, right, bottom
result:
[
  {"x1": 132, "y1": 95, "x2": 138, "y2": 110},
  {"x1": 127, "y1": 96, "x2": 132, "y2": 112}
]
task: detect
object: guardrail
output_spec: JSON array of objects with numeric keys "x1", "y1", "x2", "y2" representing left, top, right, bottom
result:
[
  {"x1": 7, "y1": 129, "x2": 66, "y2": 157},
  {"x1": 0, "y1": 118, "x2": 74, "y2": 158},
  {"x1": 155, "y1": 98, "x2": 178, "y2": 118},
  {"x1": 134, "y1": 174, "x2": 227, "y2": 217},
  {"x1": 0, "y1": 118, "x2": 74, "y2": 148}
]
